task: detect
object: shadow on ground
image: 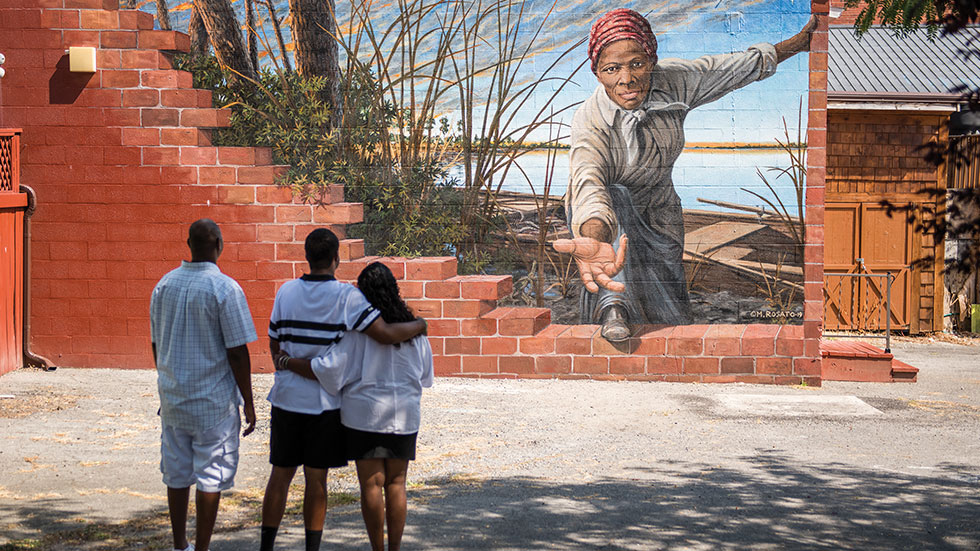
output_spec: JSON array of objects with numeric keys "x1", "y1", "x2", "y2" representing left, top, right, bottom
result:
[
  {"x1": 4, "y1": 452, "x2": 979, "y2": 550},
  {"x1": 220, "y1": 451, "x2": 980, "y2": 550}
]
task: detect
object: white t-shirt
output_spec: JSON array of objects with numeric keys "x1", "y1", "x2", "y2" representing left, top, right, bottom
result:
[
  {"x1": 312, "y1": 331, "x2": 433, "y2": 434},
  {"x1": 267, "y1": 274, "x2": 380, "y2": 414}
]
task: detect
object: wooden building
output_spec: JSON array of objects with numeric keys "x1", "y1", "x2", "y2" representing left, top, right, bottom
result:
[{"x1": 826, "y1": 23, "x2": 980, "y2": 333}]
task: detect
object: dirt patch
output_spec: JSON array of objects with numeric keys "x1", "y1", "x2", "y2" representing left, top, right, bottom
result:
[
  {"x1": 895, "y1": 331, "x2": 980, "y2": 346},
  {"x1": 831, "y1": 331, "x2": 980, "y2": 347},
  {"x1": 0, "y1": 387, "x2": 80, "y2": 419}
]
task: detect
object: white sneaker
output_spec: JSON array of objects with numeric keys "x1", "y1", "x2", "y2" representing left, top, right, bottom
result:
[{"x1": 174, "y1": 544, "x2": 195, "y2": 551}]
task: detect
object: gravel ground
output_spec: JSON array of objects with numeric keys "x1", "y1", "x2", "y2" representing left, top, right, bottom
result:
[{"x1": 1, "y1": 339, "x2": 979, "y2": 550}]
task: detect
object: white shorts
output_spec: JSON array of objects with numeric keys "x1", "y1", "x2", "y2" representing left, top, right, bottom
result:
[{"x1": 160, "y1": 410, "x2": 241, "y2": 493}]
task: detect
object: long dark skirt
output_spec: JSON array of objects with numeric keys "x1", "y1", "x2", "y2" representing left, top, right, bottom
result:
[{"x1": 577, "y1": 183, "x2": 692, "y2": 326}]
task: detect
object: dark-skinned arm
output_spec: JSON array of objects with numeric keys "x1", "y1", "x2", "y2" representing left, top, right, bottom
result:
[
  {"x1": 227, "y1": 344, "x2": 256, "y2": 436},
  {"x1": 580, "y1": 218, "x2": 613, "y2": 243},
  {"x1": 275, "y1": 317, "x2": 426, "y2": 380},
  {"x1": 775, "y1": 15, "x2": 817, "y2": 63},
  {"x1": 269, "y1": 338, "x2": 280, "y2": 361},
  {"x1": 277, "y1": 354, "x2": 318, "y2": 380},
  {"x1": 363, "y1": 317, "x2": 427, "y2": 345}
]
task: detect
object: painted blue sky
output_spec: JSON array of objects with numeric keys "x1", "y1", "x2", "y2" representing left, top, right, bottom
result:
[
  {"x1": 154, "y1": 0, "x2": 811, "y2": 143},
  {"x1": 516, "y1": 0, "x2": 813, "y2": 143}
]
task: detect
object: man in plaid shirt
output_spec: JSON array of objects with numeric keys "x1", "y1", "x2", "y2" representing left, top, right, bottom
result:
[{"x1": 150, "y1": 219, "x2": 258, "y2": 551}]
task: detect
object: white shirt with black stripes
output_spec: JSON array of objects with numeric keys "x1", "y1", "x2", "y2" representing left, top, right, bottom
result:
[{"x1": 267, "y1": 274, "x2": 380, "y2": 414}]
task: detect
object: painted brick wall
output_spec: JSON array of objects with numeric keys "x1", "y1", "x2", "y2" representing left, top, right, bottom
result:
[{"x1": 0, "y1": 0, "x2": 825, "y2": 384}]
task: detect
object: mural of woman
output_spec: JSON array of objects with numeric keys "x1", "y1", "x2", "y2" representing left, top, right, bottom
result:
[{"x1": 553, "y1": 8, "x2": 816, "y2": 342}]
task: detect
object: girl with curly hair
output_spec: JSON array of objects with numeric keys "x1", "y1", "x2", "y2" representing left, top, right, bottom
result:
[{"x1": 278, "y1": 261, "x2": 433, "y2": 551}]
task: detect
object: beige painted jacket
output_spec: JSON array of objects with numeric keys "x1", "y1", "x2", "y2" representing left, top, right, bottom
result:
[{"x1": 566, "y1": 43, "x2": 778, "y2": 246}]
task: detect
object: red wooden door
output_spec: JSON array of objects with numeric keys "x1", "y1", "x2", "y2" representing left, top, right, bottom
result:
[
  {"x1": 824, "y1": 202, "x2": 912, "y2": 331},
  {"x1": 0, "y1": 193, "x2": 26, "y2": 376}
]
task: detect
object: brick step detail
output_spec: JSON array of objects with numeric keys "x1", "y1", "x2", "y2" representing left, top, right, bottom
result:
[
  {"x1": 122, "y1": 88, "x2": 213, "y2": 109},
  {"x1": 55, "y1": 27, "x2": 191, "y2": 53},
  {"x1": 109, "y1": 50, "x2": 173, "y2": 71},
  {"x1": 336, "y1": 256, "x2": 459, "y2": 282},
  {"x1": 339, "y1": 239, "x2": 365, "y2": 261},
  {"x1": 139, "y1": 146, "x2": 275, "y2": 166},
  {"x1": 820, "y1": 339, "x2": 891, "y2": 358},
  {"x1": 440, "y1": 372, "x2": 818, "y2": 385},
  {"x1": 135, "y1": 142, "x2": 288, "y2": 170},
  {"x1": 890, "y1": 359, "x2": 919, "y2": 382},
  {"x1": 124, "y1": 127, "x2": 214, "y2": 148},
  {"x1": 37, "y1": 7, "x2": 153, "y2": 30},
  {"x1": 77, "y1": 7, "x2": 155, "y2": 30},
  {"x1": 482, "y1": 307, "x2": 551, "y2": 336},
  {"x1": 820, "y1": 339, "x2": 917, "y2": 383},
  {"x1": 85, "y1": 69, "x2": 196, "y2": 90},
  {"x1": 430, "y1": 323, "x2": 813, "y2": 359},
  {"x1": 134, "y1": 30, "x2": 190, "y2": 52},
  {"x1": 137, "y1": 108, "x2": 232, "y2": 129},
  {"x1": 177, "y1": 189, "x2": 355, "y2": 221},
  {"x1": 39, "y1": 0, "x2": 119, "y2": 12},
  {"x1": 139, "y1": 69, "x2": 195, "y2": 89},
  {"x1": 399, "y1": 274, "x2": 513, "y2": 301},
  {"x1": 432, "y1": 352, "x2": 819, "y2": 386}
]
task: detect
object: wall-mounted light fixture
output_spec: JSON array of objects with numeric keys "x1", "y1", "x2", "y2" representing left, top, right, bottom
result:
[
  {"x1": 68, "y1": 47, "x2": 97, "y2": 73},
  {"x1": 0, "y1": 53, "x2": 6, "y2": 79}
]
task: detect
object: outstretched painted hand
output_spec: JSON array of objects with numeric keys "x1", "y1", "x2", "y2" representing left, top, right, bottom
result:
[{"x1": 552, "y1": 234, "x2": 628, "y2": 293}]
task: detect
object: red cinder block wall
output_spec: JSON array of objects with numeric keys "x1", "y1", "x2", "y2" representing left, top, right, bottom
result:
[
  {"x1": 827, "y1": 0, "x2": 880, "y2": 26},
  {"x1": 0, "y1": 0, "x2": 826, "y2": 384},
  {"x1": 0, "y1": 0, "x2": 357, "y2": 370}
]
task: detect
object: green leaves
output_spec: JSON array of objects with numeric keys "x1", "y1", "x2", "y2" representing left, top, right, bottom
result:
[{"x1": 844, "y1": 0, "x2": 943, "y2": 36}]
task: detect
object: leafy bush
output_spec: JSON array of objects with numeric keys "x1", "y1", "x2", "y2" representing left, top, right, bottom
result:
[{"x1": 173, "y1": 54, "x2": 466, "y2": 259}]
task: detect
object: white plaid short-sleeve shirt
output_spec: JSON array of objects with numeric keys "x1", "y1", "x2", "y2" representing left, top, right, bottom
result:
[{"x1": 150, "y1": 261, "x2": 257, "y2": 431}]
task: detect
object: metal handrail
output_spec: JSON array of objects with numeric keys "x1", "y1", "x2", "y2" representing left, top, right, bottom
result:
[{"x1": 823, "y1": 271, "x2": 894, "y2": 353}]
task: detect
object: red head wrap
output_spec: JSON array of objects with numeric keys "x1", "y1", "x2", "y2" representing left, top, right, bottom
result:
[{"x1": 588, "y1": 9, "x2": 658, "y2": 74}]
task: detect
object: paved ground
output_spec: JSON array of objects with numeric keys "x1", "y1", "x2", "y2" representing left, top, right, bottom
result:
[{"x1": 1, "y1": 339, "x2": 979, "y2": 550}]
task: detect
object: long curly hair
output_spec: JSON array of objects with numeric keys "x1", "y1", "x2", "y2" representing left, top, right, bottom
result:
[{"x1": 357, "y1": 262, "x2": 416, "y2": 324}]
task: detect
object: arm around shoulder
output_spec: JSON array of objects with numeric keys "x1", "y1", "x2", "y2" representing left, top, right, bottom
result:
[
  {"x1": 364, "y1": 317, "x2": 427, "y2": 345},
  {"x1": 274, "y1": 345, "x2": 351, "y2": 395}
]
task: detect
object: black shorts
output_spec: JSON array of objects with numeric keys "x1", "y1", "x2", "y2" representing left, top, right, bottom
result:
[
  {"x1": 269, "y1": 406, "x2": 347, "y2": 469},
  {"x1": 344, "y1": 426, "x2": 418, "y2": 461}
]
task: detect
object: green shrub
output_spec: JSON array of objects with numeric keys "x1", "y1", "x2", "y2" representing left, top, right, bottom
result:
[{"x1": 173, "y1": 54, "x2": 467, "y2": 260}]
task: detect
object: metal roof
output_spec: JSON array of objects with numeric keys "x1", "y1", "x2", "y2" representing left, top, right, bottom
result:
[{"x1": 829, "y1": 25, "x2": 980, "y2": 97}]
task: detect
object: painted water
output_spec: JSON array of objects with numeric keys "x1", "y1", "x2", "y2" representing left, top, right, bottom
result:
[{"x1": 447, "y1": 148, "x2": 802, "y2": 214}]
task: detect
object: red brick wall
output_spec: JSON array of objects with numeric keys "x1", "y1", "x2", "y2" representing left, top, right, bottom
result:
[
  {"x1": 806, "y1": 0, "x2": 830, "y2": 376},
  {"x1": 0, "y1": 0, "x2": 823, "y2": 384},
  {"x1": 829, "y1": 0, "x2": 870, "y2": 26},
  {"x1": 339, "y1": 256, "x2": 819, "y2": 384},
  {"x1": 0, "y1": 0, "x2": 353, "y2": 369}
]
